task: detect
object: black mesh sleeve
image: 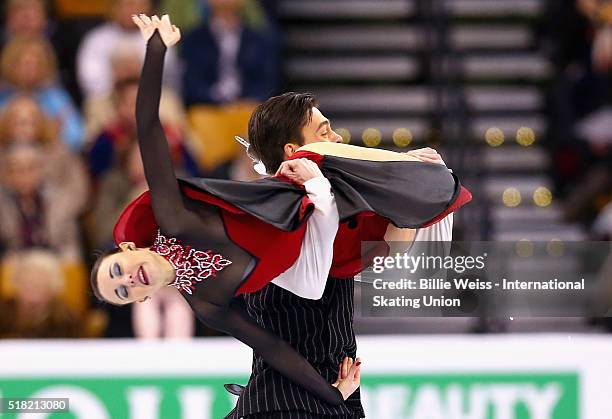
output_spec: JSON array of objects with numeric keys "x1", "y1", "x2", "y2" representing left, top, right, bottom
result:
[
  {"x1": 136, "y1": 31, "x2": 186, "y2": 230},
  {"x1": 187, "y1": 297, "x2": 345, "y2": 406}
]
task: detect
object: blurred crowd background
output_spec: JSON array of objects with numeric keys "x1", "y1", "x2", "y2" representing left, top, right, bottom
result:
[{"x1": 0, "y1": 0, "x2": 610, "y2": 340}]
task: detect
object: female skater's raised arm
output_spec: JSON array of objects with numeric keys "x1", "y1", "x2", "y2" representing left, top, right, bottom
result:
[{"x1": 133, "y1": 15, "x2": 185, "y2": 228}]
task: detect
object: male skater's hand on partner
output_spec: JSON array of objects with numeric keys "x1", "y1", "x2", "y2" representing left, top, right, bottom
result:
[
  {"x1": 332, "y1": 356, "x2": 361, "y2": 400},
  {"x1": 275, "y1": 158, "x2": 324, "y2": 185}
]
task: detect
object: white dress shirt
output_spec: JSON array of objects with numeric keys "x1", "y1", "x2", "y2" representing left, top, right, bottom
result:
[
  {"x1": 271, "y1": 176, "x2": 339, "y2": 299},
  {"x1": 272, "y1": 174, "x2": 455, "y2": 299}
]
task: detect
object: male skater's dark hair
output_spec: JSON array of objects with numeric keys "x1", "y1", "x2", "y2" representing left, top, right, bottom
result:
[{"x1": 248, "y1": 92, "x2": 319, "y2": 174}]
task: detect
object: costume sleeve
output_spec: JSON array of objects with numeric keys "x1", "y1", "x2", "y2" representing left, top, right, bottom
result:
[
  {"x1": 271, "y1": 176, "x2": 339, "y2": 299},
  {"x1": 190, "y1": 297, "x2": 345, "y2": 405},
  {"x1": 136, "y1": 31, "x2": 186, "y2": 226}
]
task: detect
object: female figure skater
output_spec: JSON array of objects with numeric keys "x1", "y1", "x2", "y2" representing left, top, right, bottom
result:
[
  {"x1": 91, "y1": 14, "x2": 471, "y2": 407},
  {"x1": 93, "y1": 14, "x2": 361, "y2": 405}
]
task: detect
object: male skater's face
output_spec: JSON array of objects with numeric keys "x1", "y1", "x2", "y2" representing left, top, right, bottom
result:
[{"x1": 283, "y1": 107, "x2": 343, "y2": 160}]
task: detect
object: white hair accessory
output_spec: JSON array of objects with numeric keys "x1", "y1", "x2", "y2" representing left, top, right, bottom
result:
[
  {"x1": 234, "y1": 136, "x2": 268, "y2": 175},
  {"x1": 253, "y1": 161, "x2": 268, "y2": 176}
]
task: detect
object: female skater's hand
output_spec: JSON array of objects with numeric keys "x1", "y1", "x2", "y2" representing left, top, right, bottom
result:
[
  {"x1": 132, "y1": 14, "x2": 181, "y2": 47},
  {"x1": 275, "y1": 158, "x2": 323, "y2": 185},
  {"x1": 156, "y1": 14, "x2": 181, "y2": 47},
  {"x1": 405, "y1": 147, "x2": 446, "y2": 166},
  {"x1": 132, "y1": 14, "x2": 156, "y2": 41},
  {"x1": 332, "y1": 356, "x2": 361, "y2": 400}
]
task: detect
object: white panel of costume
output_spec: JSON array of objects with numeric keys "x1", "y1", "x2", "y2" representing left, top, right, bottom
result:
[
  {"x1": 271, "y1": 176, "x2": 339, "y2": 299},
  {"x1": 272, "y1": 175, "x2": 454, "y2": 300}
]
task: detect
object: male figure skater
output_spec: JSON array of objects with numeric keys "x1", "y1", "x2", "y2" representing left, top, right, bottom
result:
[{"x1": 226, "y1": 93, "x2": 449, "y2": 418}]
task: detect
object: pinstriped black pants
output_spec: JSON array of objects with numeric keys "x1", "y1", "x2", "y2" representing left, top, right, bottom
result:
[
  {"x1": 241, "y1": 411, "x2": 359, "y2": 418},
  {"x1": 227, "y1": 279, "x2": 364, "y2": 418}
]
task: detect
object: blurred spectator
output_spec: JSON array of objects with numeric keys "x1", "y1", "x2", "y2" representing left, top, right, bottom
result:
[
  {"x1": 51, "y1": 0, "x2": 111, "y2": 19},
  {"x1": 159, "y1": 0, "x2": 276, "y2": 36},
  {"x1": 83, "y1": 39, "x2": 188, "y2": 144},
  {"x1": 0, "y1": 94, "x2": 89, "y2": 215},
  {"x1": 133, "y1": 287, "x2": 195, "y2": 339},
  {"x1": 256, "y1": 0, "x2": 279, "y2": 19},
  {"x1": 76, "y1": 0, "x2": 181, "y2": 99},
  {"x1": 87, "y1": 77, "x2": 198, "y2": 183},
  {"x1": 592, "y1": 197, "x2": 612, "y2": 239},
  {"x1": 576, "y1": 0, "x2": 612, "y2": 71},
  {"x1": 592, "y1": 25, "x2": 612, "y2": 71},
  {"x1": 158, "y1": 0, "x2": 202, "y2": 33},
  {"x1": 180, "y1": 0, "x2": 279, "y2": 176},
  {"x1": 546, "y1": 0, "x2": 612, "y2": 224},
  {"x1": 181, "y1": 0, "x2": 280, "y2": 106},
  {"x1": 590, "y1": 196, "x2": 612, "y2": 330},
  {"x1": 0, "y1": 35, "x2": 85, "y2": 151},
  {"x1": 92, "y1": 142, "x2": 147, "y2": 247},
  {"x1": 0, "y1": 144, "x2": 82, "y2": 262},
  {"x1": 48, "y1": 0, "x2": 111, "y2": 105},
  {"x1": 0, "y1": 250, "x2": 84, "y2": 338},
  {"x1": 2, "y1": 0, "x2": 49, "y2": 42},
  {"x1": 1, "y1": 0, "x2": 65, "y2": 77}
]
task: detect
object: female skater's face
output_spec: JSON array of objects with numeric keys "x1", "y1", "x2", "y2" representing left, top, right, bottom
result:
[{"x1": 96, "y1": 242, "x2": 174, "y2": 305}]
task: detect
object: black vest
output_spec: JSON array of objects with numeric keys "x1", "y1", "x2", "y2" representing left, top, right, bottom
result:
[{"x1": 226, "y1": 278, "x2": 365, "y2": 418}]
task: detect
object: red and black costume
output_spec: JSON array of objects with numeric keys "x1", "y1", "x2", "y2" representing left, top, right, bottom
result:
[{"x1": 113, "y1": 31, "x2": 471, "y2": 409}]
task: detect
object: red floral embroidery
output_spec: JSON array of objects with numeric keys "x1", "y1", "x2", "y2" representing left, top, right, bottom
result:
[{"x1": 151, "y1": 230, "x2": 232, "y2": 295}]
